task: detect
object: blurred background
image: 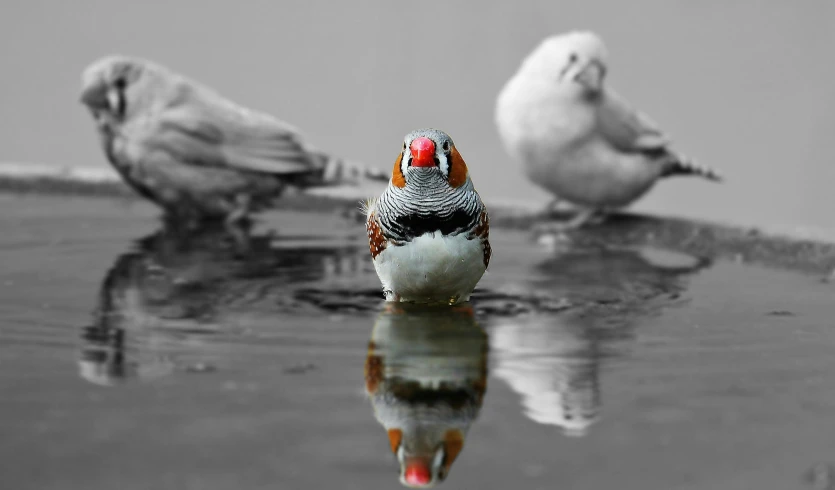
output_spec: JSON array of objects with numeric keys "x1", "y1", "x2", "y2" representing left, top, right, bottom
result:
[{"x1": 1, "y1": 0, "x2": 833, "y2": 229}]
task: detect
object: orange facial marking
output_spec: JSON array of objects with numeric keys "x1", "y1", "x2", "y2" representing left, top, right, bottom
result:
[
  {"x1": 391, "y1": 152, "x2": 406, "y2": 188},
  {"x1": 442, "y1": 430, "x2": 465, "y2": 474},
  {"x1": 387, "y1": 429, "x2": 403, "y2": 454},
  {"x1": 367, "y1": 212, "x2": 388, "y2": 259},
  {"x1": 446, "y1": 146, "x2": 469, "y2": 189}
]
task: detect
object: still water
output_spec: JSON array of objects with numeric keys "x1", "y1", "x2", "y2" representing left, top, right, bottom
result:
[{"x1": 2, "y1": 194, "x2": 834, "y2": 490}]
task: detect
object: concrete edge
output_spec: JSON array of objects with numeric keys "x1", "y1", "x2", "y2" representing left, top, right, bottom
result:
[{"x1": 1, "y1": 163, "x2": 834, "y2": 278}]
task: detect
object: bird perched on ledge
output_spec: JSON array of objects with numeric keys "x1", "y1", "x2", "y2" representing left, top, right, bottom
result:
[
  {"x1": 365, "y1": 129, "x2": 491, "y2": 305},
  {"x1": 79, "y1": 55, "x2": 389, "y2": 226},
  {"x1": 495, "y1": 30, "x2": 722, "y2": 230}
]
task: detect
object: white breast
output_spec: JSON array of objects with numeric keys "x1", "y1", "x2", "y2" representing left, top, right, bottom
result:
[{"x1": 373, "y1": 232, "x2": 487, "y2": 305}]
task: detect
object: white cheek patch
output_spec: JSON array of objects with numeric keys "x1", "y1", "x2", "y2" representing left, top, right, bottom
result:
[
  {"x1": 400, "y1": 149, "x2": 410, "y2": 177},
  {"x1": 431, "y1": 446, "x2": 445, "y2": 477},
  {"x1": 106, "y1": 88, "x2": 121, "y2": 115},
  {"x1": 438, "y1": 152, "x2": 449, "y2": 179}
]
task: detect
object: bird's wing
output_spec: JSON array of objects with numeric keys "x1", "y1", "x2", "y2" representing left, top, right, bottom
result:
[
  {"x1": 139, "y1": 92, "x2": 316, "y2": 175},
  {"x1": 596, "y1": 90, "x2": 672, "y2": 154}
]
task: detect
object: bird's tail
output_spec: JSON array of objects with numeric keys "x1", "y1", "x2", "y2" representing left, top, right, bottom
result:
[
  {"x1": 661, "y1": 153, "x2": 723, "y2": 182},
  {"x1": 296, "y1": 149, "x2": 390, "y2": 188}
]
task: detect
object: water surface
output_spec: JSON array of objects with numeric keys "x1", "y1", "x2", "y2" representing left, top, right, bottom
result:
[{"x1": 2, "y1": 195, "x2": 834, "y2": 490}]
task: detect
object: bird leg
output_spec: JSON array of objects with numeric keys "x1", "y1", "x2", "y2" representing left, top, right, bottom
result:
[
  {"x1": 226, "y1": 225, "x2": 252, "y2": 259},
  {"x1": 225, "y1": 194, "x2": 252, "y2": 226},
  {"x1": 383, "y1": 289, "x2": 400, "y2": 302},
  {"x1": 585, "y1": 210, "x2": 608, "y2": 225},
  {"x1": 165, "y1": 205, "x2": 202, "y2": 235},
  {"x1": 563, "y1": 207, "x2": 607, "y2": 228},
  {"x1": 532, "y1": 207, "x2": 603, "y2": 236},
  {"x1": 544, "y1": 196, "x2": 574, "y2": 215},
  {"x1": 220, "y1": 195, "x2": 254, "y2": 257}
]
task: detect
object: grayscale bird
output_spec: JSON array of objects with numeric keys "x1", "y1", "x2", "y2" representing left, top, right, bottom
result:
[
  {"x1": 79, "y1": 55, "x2": 389, "y2": 226},
  {"x1": 495, "y1": 30, "x2": 722, "y2": 230}
]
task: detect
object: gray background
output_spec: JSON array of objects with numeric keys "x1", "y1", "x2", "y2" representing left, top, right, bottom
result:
[{"x1": 1, "y1": 0, "x2": 833, "y2": 229}]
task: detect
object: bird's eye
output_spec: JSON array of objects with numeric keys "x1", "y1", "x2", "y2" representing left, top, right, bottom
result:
[
  {"x1": 403, "y1": 142, "x2": 407, "y2": 150},
  {"x1": 569, "y1": 53, "x2": 578, "y2": 63},
  {"x1": 114, "y1": 77, "x2": 127, "y2": 90},
  {"x1": 442, "y1": 141, "x2": 450, "y2": 153}
]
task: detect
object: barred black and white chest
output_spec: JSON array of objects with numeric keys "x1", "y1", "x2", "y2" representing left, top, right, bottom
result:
[{"x1": 365, "y1": 129, "x2": 491, "y2": 305}]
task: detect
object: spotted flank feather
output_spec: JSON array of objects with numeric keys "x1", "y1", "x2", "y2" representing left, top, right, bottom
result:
[
  {"x1": 366, "y1": 211, "x2": 388, "y2": 259},
  {"x1": 469, "y1": 209, "x2": 492, "y2": 269}
]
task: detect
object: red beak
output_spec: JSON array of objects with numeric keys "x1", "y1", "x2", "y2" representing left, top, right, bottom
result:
[
  {"x1": 409, "y1": 137, "x2": 436, "y2": 168},
  {"x1": 403, "y1": 457, "x2": 433, "y2": 487}
]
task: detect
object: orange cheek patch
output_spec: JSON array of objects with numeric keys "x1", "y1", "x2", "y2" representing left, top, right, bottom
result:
[
  {"x1": 442, "y1": 430, "x2": 465, "y2": 474},
  {"x1": 387, "y1": 429, "x2": 403, "y2": 454},
  {"x1": 447, "y1": 147, "x2": 469, "y2": 188},
  {"x1": 391, "y1": 153, "x2": 406, "y2": 188},
  {"x1": 367, "y1": 212, "x2": 388, "y2": 259}
]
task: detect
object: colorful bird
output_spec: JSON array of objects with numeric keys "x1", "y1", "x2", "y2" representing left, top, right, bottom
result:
[
  {"x1": 495, "y1": 30, "x2": 722, "y2": 229},
  {"x1": 364, "y1": 129, "x2": 490, "y2": 305},
  {"x1": 79, "y1": 55, "x2": 389, "y2": 226}
]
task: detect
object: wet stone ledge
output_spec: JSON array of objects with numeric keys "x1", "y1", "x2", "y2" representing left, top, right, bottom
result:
[{"x1": 1, "y1": 163, "x2": 834, "y2": 280}]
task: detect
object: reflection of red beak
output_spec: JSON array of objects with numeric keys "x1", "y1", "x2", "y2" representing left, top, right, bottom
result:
[
  {"x1": 409, "y1": 137, "x2": 436, "y2": 168},
  {"x1": 403, "y1": 457, "x2": 433, "y2": 487}
]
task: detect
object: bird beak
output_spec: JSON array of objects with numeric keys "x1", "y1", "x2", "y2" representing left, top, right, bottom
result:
[
  {"x1": 79, "y1": 81, "x2": 110, "y2": 109},
  {"x1": 394, "y1": 430, "x2": 464, "y2": 488},
  {"x1": 574, "y1": 59, "x2": 606, "y2": 92},
  {"x1": 409, "y1": 137, "x2": 436, "y2": 168},
  {"x1": 401, "y1": 455, "x2": 435, "y2": 488}
]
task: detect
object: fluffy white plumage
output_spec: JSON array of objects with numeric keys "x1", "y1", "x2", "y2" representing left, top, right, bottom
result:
[
  {"x1": 367, "y1": 197, "x2": 487, "y2": 305},
  {"x1": 495, "y1": 30, "x2": 722, "y2": 228}
]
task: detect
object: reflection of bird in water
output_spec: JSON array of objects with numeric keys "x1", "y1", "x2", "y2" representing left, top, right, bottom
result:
[
  {"x1": 364, "y1": 303, "x2": 488, "y2": 488},
  {"x1": 490, "y1": 315, "x2": 602, "y2": 438},
  {"x1": 485, "y1": 246, "x2": 708, "y2": 437},
  {"x1": 78, "y1": 221, "x2": 366, "y2": 386}
]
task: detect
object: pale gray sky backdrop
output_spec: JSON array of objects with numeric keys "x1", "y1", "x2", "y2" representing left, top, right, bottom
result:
[{"x1": 1, "y1": 0, "x2": 834, "y2": 229}]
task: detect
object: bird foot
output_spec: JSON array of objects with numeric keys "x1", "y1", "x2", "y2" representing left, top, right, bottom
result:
[
  {"x1": 531, "y1": 208, "x2": 605, "y2": 238},
  {"x1": 543, "y1": 197, "x2": 575, "y2": 218},
  {"x1": 382, "y1": 289, "x2": 401, "y2": 302},
  {"x1": 223, "y1": 219, "x2": 253, "y2": 258}
]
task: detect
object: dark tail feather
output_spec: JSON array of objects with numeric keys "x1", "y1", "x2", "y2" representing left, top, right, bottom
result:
[
  {"x1": 661, "y1": 152, "x2": 723, "y2": 182},
  {"x1": 302, "y1": 150, "x2": 390, "y2": 187}
]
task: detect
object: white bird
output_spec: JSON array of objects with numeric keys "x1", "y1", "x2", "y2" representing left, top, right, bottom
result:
[
  {"x1": 79, "y1": 55, "x2": 389, "y2": 226},
  {"x1": 365, "y1": 129, "x2": 491, "y2": 305},
  {"x1": 495, "y1": 31, "x2": 722, "y2": 230}
]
